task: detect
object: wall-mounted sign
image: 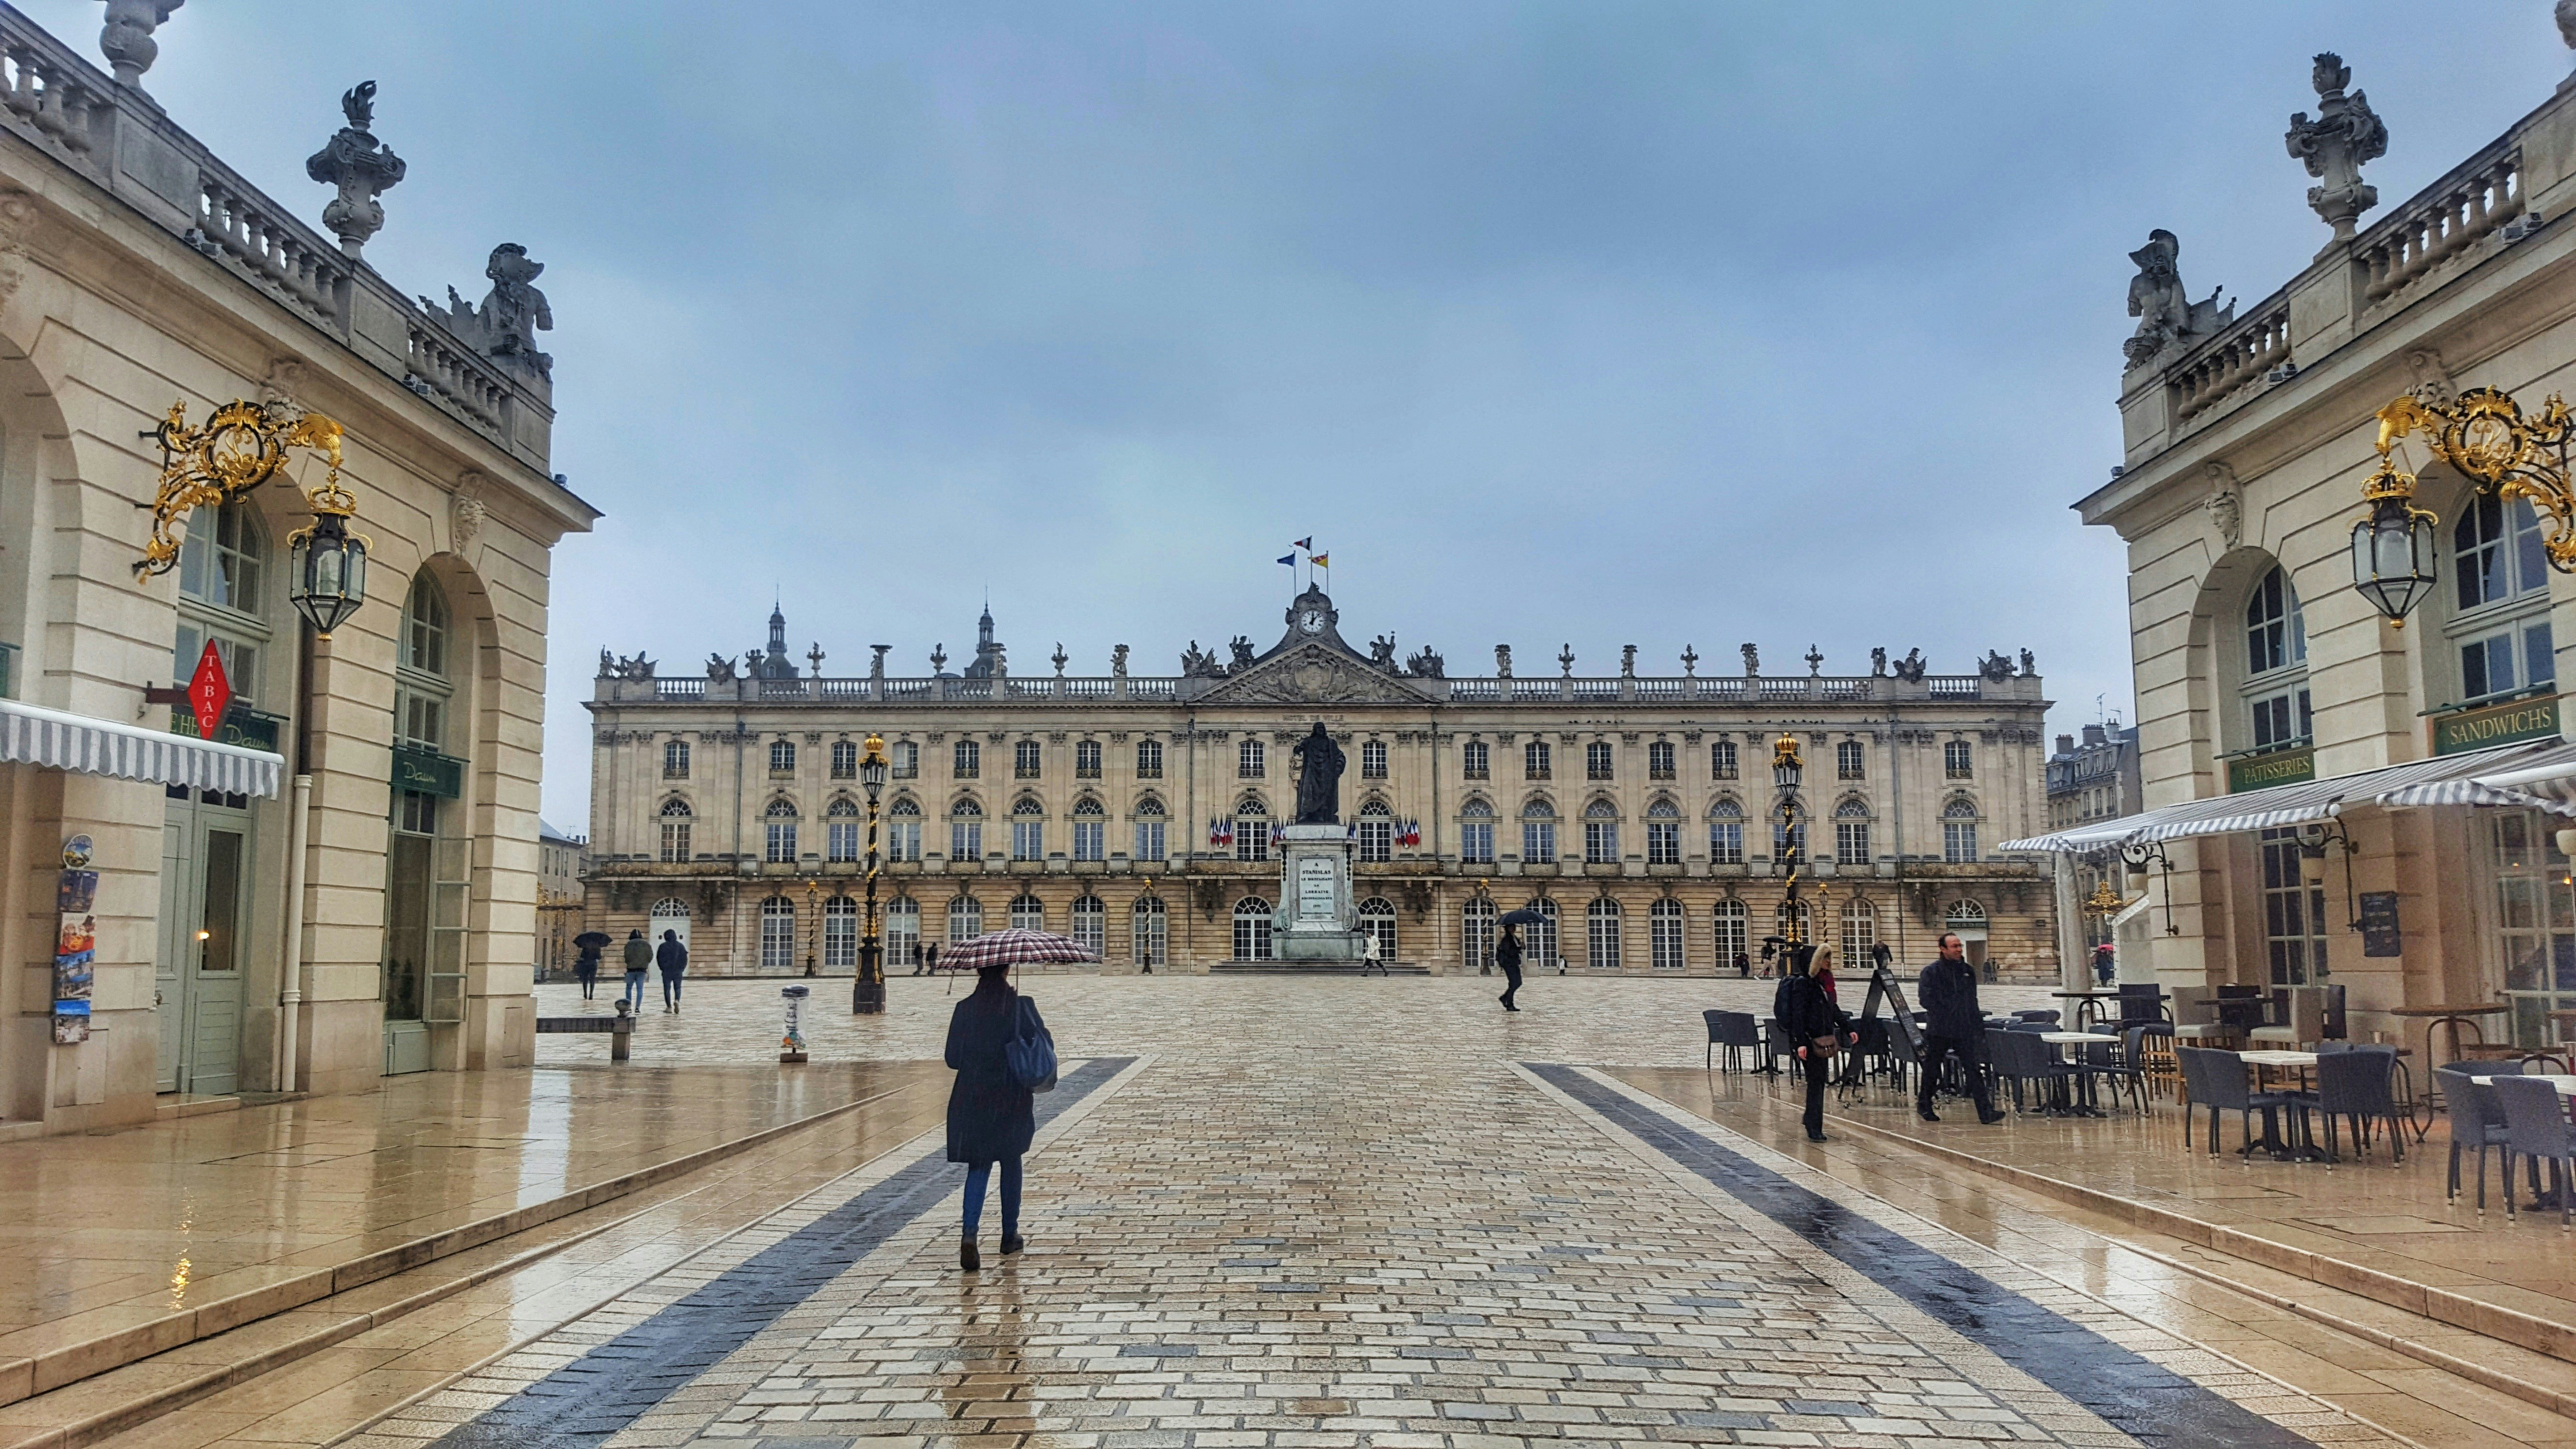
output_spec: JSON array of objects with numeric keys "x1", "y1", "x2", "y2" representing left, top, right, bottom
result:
[
  {"x1": 2356, "y1": 890, "x2": 2401, "y2": 958},
  {"x1": 391, "y1": 744, "x2": 465, "y2": 799},
  {"x1": 2228, "y1": 745, "x2": 2315, "y2": 794},
  {"x1": 186, "y1": 641, "x2": 232, "y2": 740},
  {"x1": 2433, "y1": 693, "x2": 2561, "y2": 756},
  {"x1": 170, "y1": 703, "x2": 280, "y2": 752}
]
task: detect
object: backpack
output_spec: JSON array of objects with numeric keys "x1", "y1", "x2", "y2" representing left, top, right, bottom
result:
[{"x1": 1005, "y1": 996, "x2": 1058, "y2": 1093}]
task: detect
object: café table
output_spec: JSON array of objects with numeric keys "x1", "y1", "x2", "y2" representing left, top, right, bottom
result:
[
  {"x1": 2051, "y1": 989, "x2": 2121, "y2": 1032},
  {"x1": 2237, "y1": 1049, "x2": 2326, "y2": 1160},
  {"x1": 2043, "y1": 1031, "x2": 2121, "y2": 1114},
  {"x1": 2390, "y1": 1002, "x2": 2511, "y2": 1075}
]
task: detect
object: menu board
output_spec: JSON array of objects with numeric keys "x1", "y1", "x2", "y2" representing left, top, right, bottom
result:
[{"x1": 2357, "y1": 891, "x2": 2401, "y2": 958}]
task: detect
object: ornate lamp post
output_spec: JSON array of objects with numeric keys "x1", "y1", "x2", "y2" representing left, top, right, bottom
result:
[
  {"x1": 2353, "y1": 387, "x2": 2576, "y2": 624},
  {"x1": 1772, "y1": 733, "x2": 1805, "y2": 947},
  {"x1": 853, "y1": 734, "x2": 889, "y2": 1014},
  {"x1": 803, "y1": 877, "x2": 820, "y2": 978}
]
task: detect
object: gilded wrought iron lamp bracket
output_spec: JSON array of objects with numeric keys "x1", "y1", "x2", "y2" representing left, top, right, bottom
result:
[
  {"x1": 2295, "y1": 819, "x2": 2361, "y2": 935},
  {"x1": 2357, "y1": 387, "x2": 2576, "y2": 623},
  {"x1": 133, "y1": 399, "x2": 351, "y2": 580}
]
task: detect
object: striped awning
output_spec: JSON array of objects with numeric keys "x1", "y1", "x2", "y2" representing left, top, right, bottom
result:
[
  {"x1": 2001, "y1": 738, "x2": 2576, "y2": 853},
  {"x1": 0, "y1": 696, "x2": 282, "y2": 798}
]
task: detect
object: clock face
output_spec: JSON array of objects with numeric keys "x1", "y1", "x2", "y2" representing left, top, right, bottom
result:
[{"x1": 1299, "y1": 610, "x2": 1325, "y2": 635}]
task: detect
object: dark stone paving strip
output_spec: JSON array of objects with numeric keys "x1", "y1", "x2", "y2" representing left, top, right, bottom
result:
[
  {"x1": 1530, "y1": 1063, "x2": 2317, "y2": 1449},
  {"x1": 427, "y1": 1057, "x2": 1133, "y2": 1449}
]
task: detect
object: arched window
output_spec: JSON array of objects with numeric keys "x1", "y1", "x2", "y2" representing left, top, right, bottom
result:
[
  {"x1": 1011, "y1": 796, "x2": 1046, "y2": 861},
  {"x1": 831, "y1": 740, "x2": 857, "y2": 779},
  {"x1": 1009, "y1": 892, "x2": 1045, "y2": 933},
  {"x1": 393, "y1": 573, "x2": 451, "y2": 753},
  {"x1": 885, "y1": 896, "x2": 921, "y2": 968},
  {"x1": 1708, "y1": 798, "x2": 1744, "y2": 865},
  {"x1": 1069, "y1": 895, "x2": 1105, "y2": 955},
  {"x1": 1131, "y1": 895, "x2": 1167, "y2": 967},
  {"x1": 659, "y1": 797, "x2": 692, "y2": 862},
  {"x1": 1713, "y1": 898, "x2": 1749, "y2": 966},
  {"x1": 824, "y1": 895, "x2": 857, "y2": 968},
  {"x1": 950, "y1": 796, "x2": 983, "y2": 860},
  {"x1": 2449, "y1": 494, "x2": 2556, "y2": 704},
  {"x1": 1649, "y1": 897, "x2": 1685, "y2": 970},
  {"x1": 948, "y1": 895, "x2": 983, "y2": 944},
  {"x1": 764, "y1": 796, "x2": 799, "y2": 863},
  {"x1": 403, "y1": 571, "x2": 447, "y2": 676},
  {"x1": 1776, "y1": 898, "x2": 1812, "y2": 947},
  {"x1": 1840, "y1": 898, "x2": 1878, "y2": 967},
  {"x1": 1946, "y1": 898, "x2": 1987, "y2": 932},
  {"x1": 1586, "y1": 897, "x2": 1622, "y2": 969},
  {"x1": 1460, "y1": 797, "x2": 1496, "y2": 865},
  {"x1": 2240, "y1": 564, "x2": 2312, "y2": 752},
  {"x1": 1132, "y1": 796, "x2": 1166, "y2": 861},
  {"x1": 826, "y1": 797, "x2": 861, "y2": 862},
  {"x1": 1239, "y1": 739, "x2": 1265, "y2": 778},
  {"x1": 1941, "y1": 796, "x2": 1980, "y2": 864},
  {"x1": 760, "y1": 896, "x2": 796, "y2": 971},
  {"x1": 1358, "y1": 896, "x2": 1397, "y2": 961},
  {"x1": 1071, "y1": 797, "x2": 1106, "y2": 861},
  {"x1": 1583, "y1": 799, "x2": 1620, "y2": 865},
  {"x1": 1462, "y1": 896, "x2": 1497, "y2": 970},
  {"x1": 888, "y1": 796, "x2": 922, "y2": 861},
  {"x1": 663, "y1": 738, "x2": 690, "y2": 779},
  {"x1": 1834, "y1": 797, "x2": 1872, "y2": 867},
  {"x1": 1836, "y1": 740, "x2": 1865, "y2": 780},
  {"x1": 1136, "y1": 738, "x2": 1163, "y2": 779},
  {"x1": 1235, "y1": 794, "x2": 1271, "y2": 863},
  {"x1": 1521, "y1": 898, "x2": 1560, "y2": 969},
  {"x1": 1644, "y1": 798, "x2": 1681, "y2": 866},
  {"x1": 1521, "y1": 797, "x2": 1558, "y2": 865},
  {"x1": 769, "y1": 739, "x2": 797, "y2": 775},
  {"x1": 1234, "y1": 896, "x2": 1274, "y2": 960},
  {"x1": 1358, "y1": 800, "x2": 1394, "y2": 863}
]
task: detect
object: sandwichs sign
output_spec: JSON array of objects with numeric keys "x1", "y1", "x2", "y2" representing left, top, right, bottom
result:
[{"x1": 2431, "y1": 694, "x2": 2561, "y2": 757}]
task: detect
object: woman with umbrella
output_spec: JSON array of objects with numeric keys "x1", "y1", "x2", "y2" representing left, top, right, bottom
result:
[
  {"x1": 1496, "y1": 907, "x2": 1544, "y2": 1011},
  {"x1": 937, "y1": 928, "x2": 1092, "y2": 1270},
  {"x1": 571, "y1": 930, "x2": 611, "y2": 1000}
]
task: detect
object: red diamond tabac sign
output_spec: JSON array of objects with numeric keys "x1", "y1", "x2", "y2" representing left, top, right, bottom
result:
[{"x1": 187, "y1": 641, "x2": 231, "y2": 740}]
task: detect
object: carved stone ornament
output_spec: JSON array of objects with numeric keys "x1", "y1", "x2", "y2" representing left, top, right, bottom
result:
[
  {"x1": 1892, "y1": 649, "x2": 1928, "y2": 683},
  {"x1": 1196, "y1": 643, "x2": 1437, "y2": 706},
  {"x1": 99, "y1": 0, "x2": 182, "y2": 91},
  {"x1": 706, "y1": 653, "x2": 738, "y2": 684},
  {"x1": 1494, "y1": 644, "x2": 1512, "y2": 677},
  {"x1": 2203, "y1": 462, "x2": 2242, "y2": 549},
  {"x1": 2123, "y1": 229, "x2": 2232, "y2": 369},
  {"x1": 0, "y1": 187, "x2": 38, "y2": 302},
  {"x1": 258, "y1": 356, "x2": 307, "y2": 410},
  {"x1": 1978, "y1": 651, "x2": 2015, "y2": 682},
  {"x1": 451, "y1": 470, "x2": 487, "y2": 554},
  {"x1": 1111, "y1": 643, "x2": 1129, "y2": 677},
  {"x1": 304, "y1": 81, "x2": 405, "y2": 259},
  {"x1": 425, "y1": 244, "x2": 553, "y2": 378},
  {"x1": 1870, "y1": 646, "x2": 1888, "y2": 676},
  {"x1": 2406, "y1": 347, "x2": 2456, "y2": 406},
  {"x1": 2286, "y1": 53, "x2": 2388, "y2": 247},
  {"x1": 1740, "y1": 642, "x2": 1758, "y2": 675}
]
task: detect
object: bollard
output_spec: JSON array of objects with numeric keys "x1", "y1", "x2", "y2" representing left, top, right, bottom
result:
[
  {"x1": 611, "y1": 998, "x2": 633, "y2": 1063},
  {"x1": 780, "y1": 985, "x2": 809, "y2": 1064}
]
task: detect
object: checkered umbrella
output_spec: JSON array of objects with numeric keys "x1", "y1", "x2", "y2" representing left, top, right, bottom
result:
[{"x1": 936, "y1": 928, "x2": 1101, "y2": 971}]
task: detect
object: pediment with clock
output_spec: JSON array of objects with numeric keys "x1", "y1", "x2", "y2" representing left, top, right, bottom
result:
[{"x1": 1179, "y1": 587, "x2": 1439, "y2": 705}]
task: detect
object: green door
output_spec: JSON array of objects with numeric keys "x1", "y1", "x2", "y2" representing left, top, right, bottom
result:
[{"x1": 155, "y1": 795, "x2": 247, "y2": 1095}]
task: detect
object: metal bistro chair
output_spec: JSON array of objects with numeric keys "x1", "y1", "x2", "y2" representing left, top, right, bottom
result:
[
  {"x1": 1703, "y1": 1010, "x2": 1760, "y2": 1076},
  {"x1": 2013, "y1": 1009, "x2": 2062, "y2": 1026},
  {"x1": 2087, "y1": 1034, "x2": 2147, "y2": 1115},
  {"x1": 2498, "y1": 1076, "x2": 2576, "y2": 1226},
  {"x1": 2310, "y1": 1047, "x2": 2404, "y2": 1164},
  {"x1": 1885, "y1": 1022, "x2": 1921, "y2": 1101},
  {"x1": 1997, "y1": 1028, "x2": 2081, "y2": 1115},
  {"x1": 2129, "y1": 1023, "x2": 2180, "y2": 1103},
  {"x1": 1760, "y1": 1016, "x2": 1798, "y2": 1076},
  {"x1": 2434, "y1": 1066, "x2": 2512, "y2": 1210},
  {"x1": 2177, "y1": 1046, "x2": 2299, "y2": 1157}
]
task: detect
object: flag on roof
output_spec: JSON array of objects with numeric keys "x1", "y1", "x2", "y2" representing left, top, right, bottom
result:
[
  {"x1": 1293, "y1": 537, "x2": 1313, "y2": 550},
  {"x1": 1310, "y1": 551, "x2": 1329, "y2": 568},
  {"x1": 1277, "y1": 553, "x2": 1296, "y2": 566}
]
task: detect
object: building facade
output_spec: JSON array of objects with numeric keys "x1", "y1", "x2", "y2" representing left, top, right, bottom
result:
[
  {"x1": 583, "y1": 590, "x2": 2058, "y2": 980},
  {"x1": 2048, "y1": 19, "x2": 2576, "y2": 1049},
  {"x1": 0, "y1": 7, "x2": 592, "y2": 1135},
  {"x1": 2044, "y1": 724, "x2": 2140, "y2": 964},
  {"x1": 537, "y1": 821, "x2": 585, "y2": 981}
]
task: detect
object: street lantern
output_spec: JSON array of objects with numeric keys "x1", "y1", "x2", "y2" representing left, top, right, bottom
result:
[
  {"x1": 2354, "y1": 387, "x2": 2576, "y2": 625},
  {"x1": 2348, "y1": 462, "x2": 2438, "y2": 628},
  {"x1": 853, "y1": 733, "x2": 890, "y2": 1014},
  {"x1": 1771, "y1": 733, "x2": 1803, "y2": 791},
  {"x1": 286, "y1": 485, "x2": 370, "y2": 639},
  {"x1": 1772, "y1": 734, "x2": 1805, "y2": 946}
]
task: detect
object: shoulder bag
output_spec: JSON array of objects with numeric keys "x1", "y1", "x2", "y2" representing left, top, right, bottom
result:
[{"x1": 1005, "y1": 996, "x2": 1058, "y2": 1093}]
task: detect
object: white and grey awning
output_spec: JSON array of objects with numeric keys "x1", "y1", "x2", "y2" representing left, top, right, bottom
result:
[
  {"x1": 2001, "y1": 738, "x2": 2576, "y2": 853},
  {"x1": 0, "y1": 696, "x2": 282, "y2": 798}
]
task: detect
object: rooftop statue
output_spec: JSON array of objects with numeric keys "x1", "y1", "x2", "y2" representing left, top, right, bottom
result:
[
  {"x1": 1405, "y1": 646, "x2": 1445, "y2": 678},
  {"x1": 426, "y1": 244, "x2": 554, "y2": 377},
  {"x1": 305, "y1": 81, "x2": 405, "y2": 260},
  {"x1": 99, "y1": 0, "x2": 183, "y2": 91},
  {"x1": 1229, "y1": 636, "x2": 1256, "y2": 671},
  {"x1": 1893, "y1": 648, "x2": 1928, "y2": 683},
  {"x1": 2286, "y1": 53, "x2": 2388, "y2": 247},
  {"x1": 2123, "y1": 229, "x2": 2231, "y2": 369},
  {"x1": 1292, "y1": 722, "x2": 1346, "y2": 826}
]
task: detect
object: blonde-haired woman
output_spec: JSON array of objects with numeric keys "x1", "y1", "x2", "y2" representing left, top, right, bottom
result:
[{"x1": 1772, "y1": 944, "x2": 1851, "y2": 1143}]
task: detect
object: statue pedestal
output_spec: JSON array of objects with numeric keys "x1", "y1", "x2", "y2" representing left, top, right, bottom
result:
[{"x1": 1274, "y1": 824, "x2": 1366, "y2": 963}]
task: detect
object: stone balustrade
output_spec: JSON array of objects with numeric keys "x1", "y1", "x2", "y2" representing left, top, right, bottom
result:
[
  {"x1": 0, "y1": 2, "x2": 549, "y2": 471},
  {"x1": 598, "y1": 671, "x2": 2024, "y2": 706},
  {"x1": 2357, "y1": 140, "x2": 2523, "y2": 309},
  {"x1": 2170, "y1": 295, "x2": 2292, "y2": 426}
]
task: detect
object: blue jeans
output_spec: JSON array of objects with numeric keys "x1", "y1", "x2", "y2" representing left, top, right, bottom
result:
[
  {"x1": 622, "y1": 971, "x2": 647, "y2": 1011},
  {"x1": 963, "y1": 1158, "x2": 1022, "y2": 1239}
]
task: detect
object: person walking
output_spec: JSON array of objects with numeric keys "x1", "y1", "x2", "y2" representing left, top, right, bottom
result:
[
  {"x1": 573, "y1": 934, "x2": 603, "y2": 1001},
  {"x1": 1734, "y1": 950, "x2": 1751, "y2": 979},
  {"x1": 1916, "y1": 931, "x2": 2004, "y2": 1125},
  {"x1": 1811, "y1": 944, "x2": 1841, "y2": 1006},
  {"x1": 655, "y1": 929, "x2": 688, "y2": 1013},
  {"x1": 1774, "y1": 944, "x2": 1850, "y2": 1142},
  {"x1": 1495, "y1": 924, "x2": 1524, "y2": 1011},
  {"x1": 620, "y1": 929, "x2": 652, "y2": 1014},
  {"x1": 945, "y1": 963, "x2": 1042, "y2": 1271}
]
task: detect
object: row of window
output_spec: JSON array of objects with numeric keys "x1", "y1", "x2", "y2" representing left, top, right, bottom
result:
[{"x1": 660, "y1": 734, "x2": 1980, "y2": 784}]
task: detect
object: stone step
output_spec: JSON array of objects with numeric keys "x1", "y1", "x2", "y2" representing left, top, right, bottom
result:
[{"x1": 1207, "y1": 961, "x2": 1431, "y2": 974}]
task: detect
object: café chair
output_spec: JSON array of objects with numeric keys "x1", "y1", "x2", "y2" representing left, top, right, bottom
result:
[
  {"x1": 2497, "y1": 1076, "x2": 2576, "y2": 1226},
  {"x1": 1703, "y1": 1010, "x2": 1760, "y2": 1076},
  {"x1": 2435, "y1": 1066, "x2": 2512, "y2": 1210},
  {"x1": 2310, "y1": 1047, "x2": 2404, "y2": 1164},
  {"x1": 2177, "y1": 1046, "x2": 2298, "y2": 1157},
  {"x1": 2248, "y1": 985, "x2": 2326, "y2": 1050}
]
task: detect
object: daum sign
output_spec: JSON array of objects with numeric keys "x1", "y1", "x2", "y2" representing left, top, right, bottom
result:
[
  {"x1": 2431, "y1": 694, "x2": 2561, "y2": 756},
  {"x1": 391, "y1": 744, "x2": 465, "y2": 800},
  {"x1": 2227, "y1": 745, "x2": 2315, "y2": 794}
]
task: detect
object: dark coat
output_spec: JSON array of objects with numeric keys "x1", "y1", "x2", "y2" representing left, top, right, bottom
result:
[
  {"x1": 623, "y1": 936, "x2": 653, "y2": 972},
  {"x1": 1774, "y1": 973, "x2": 1846, "y2": 1046},
  {"x1": 945, "y1": 985, "x2": 1038, "y2": 1164},
  {"x1": 1918, "y1": 956, "x2": 1981, "y2": 1038},
  {"x1": 1494, "y1": 934, "x2": 1523, "y2": 972},
  {"x1": 655, "y1": 936, "x2": 688, "y2": 973}
]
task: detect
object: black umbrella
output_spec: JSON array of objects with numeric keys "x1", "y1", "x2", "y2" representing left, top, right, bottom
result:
[
  {"x1": 1496, "y1": 907, "x2": 1547, "y2": 928},
  {"x1": 573, "y1": 931, "x2": 612, "y2": 951}
]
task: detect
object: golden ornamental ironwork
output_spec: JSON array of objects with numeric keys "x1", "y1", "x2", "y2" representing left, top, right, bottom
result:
[
  {"x1": 2081, "y1": 878, "x2": 2127, "y2": 918},
  {"x1": 2373, "y1": 386, "x2": 2576, "y2": 571},
  {"x1": 133, "y1": 399, "x2": 346, "y2": 579}
]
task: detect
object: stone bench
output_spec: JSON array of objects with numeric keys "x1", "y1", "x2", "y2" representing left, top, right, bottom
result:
[{"x1": 535, "y1": 1011, "x2": 632, "y2": 1063}]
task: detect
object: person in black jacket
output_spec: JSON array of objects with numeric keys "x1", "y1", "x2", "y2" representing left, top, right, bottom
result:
[
  {"x1": 1774, "y1": 944, "x2": 1849, "y2": 1141},
  {"x1": 1494, "y1": 925, "x2": 1524, "y2": 1011},
  {"x1": 1916, "y1": 932, "x2": 2004, "y2": 1124},
  {"x1": 945, "y1": 964, "x2": 1042, "y2": 1271}
]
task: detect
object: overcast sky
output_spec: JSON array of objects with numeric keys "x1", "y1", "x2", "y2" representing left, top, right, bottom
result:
[{"x1": 23, "y1": 0, "x2": 2571, "y2": 832}]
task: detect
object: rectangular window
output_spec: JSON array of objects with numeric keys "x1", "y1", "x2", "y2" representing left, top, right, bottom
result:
[
  {"x1": 1012, "y1": 820, "x2": 1044, "y2": 861},
  {"x1": 1836, "y1": 821, "x2": 1870, "y2": 866},
  {"x1": 769, "y1": 740, "x2": 797, "y2": 776},
  {"x1": 761, "y1": 909, "x2": 795, "y2": 970},
  {"x1": 1646, "y1": 741, "x2": 1674, "y2": 780},
  {"x1": 1359, "y1": 816, "x2": 1393, "y2": 864},
  {"x1": 1709, "y1": 822, "x2": 1743, "y2": 865},
  {"x1": 1586, "y1": 742, "x2": 1614, "y2": 780},
  {"x1": 1584, "y1": 821, "x2": 1618, "y2": 864},
  {"x1": 1943, "y1": 821, "x2": 1978, "y2": 863},
  {"x1": 1237, "y1": 819, "x2": 1271, "y2": 862},
  {"x1": 889, "y1": 821, "x2": 921, "y2": 862},
  {"x1": 1646, "y1": 821, "x2": 1680, "y2": 865},
  {"x1": 954, "y1": 740, "x2": 980, "y2": 778},
  {"x1": 664, "y1": 740, "x2": 691, "y2": 779},
  {"x1": 1234, "y1": 909, "x2": 1273, "y2": 961},
  {"x1": 1462, "y1": 741, "x2": 1489, "y2": 780},
  {"x1": 1073, "y1": 821, "x2": 1105, "y2": 860},
  {"x1": 2461, "y1": 620, "x2": 2557, "y2": 703},
  {"x1": 824, "y1": 905, "x2": 855, "y2": 969},
  {"x1": 1525, "y1": 742, "x2": 1552, "y2": 780},
  {"x1": 1944, "y1": 741, "x2": 1972, "y2": 779},
  {"x1": 660, "y1": 820, "x2": 691, "y2": 863},
  {"x1": 1075, "y1": 740, "x2": 1102, "y2": 778},
  {"x1": 1014, "y1": 740, "x2": 1042, "y2": 779},
  {"x1": 2488, "y1": 810, "x2": 2576, "y2": 1045},
  {"x1": 1462, "y1": 822, "x2": 1495, "y2": 864},
  {"x1": 1135, "y1": 820, "x2": 1166, "y2": 860},
  {"x1": 1711, "y1": 741, "x2": 1738, "y2": 779},
  {"x1": 828, "y1": 821, "x2": 859, "y2": 862},
  {"x1": 766, "y1": 821, "x2": 797, "y2": 864},
  {"x1": 951, "y1": 821, "x2": 982, "y2": 858},
  {"x1": 1650, "y1": 911, "x2": 1684, "y2": 970},
  {"x1": 1240, "y1": 740, "x2": 1265, "y2": 778},
  {"x1": 1361, "y1": 740, "x2": 1388, "y2": 779},
  {"x1": 830, "y1": 741, "x2": 856, "y2": 779},
  {"x1": 1713, "y1": 907, "x2": 1748, "y2": 965},
  {"x1": 1523, "y1": 821, "x2": 1557, "y2": 864},
  {"x1": 892, "y1": 741, "x2": 918, "y2": 778},
  {"x1": 1136, "y1": 740, "x2": 1163, "y2": 778},
  {"x1": 2250, "y1": 687, "x2": 2313, "y2": 751},
  {"x1": 1836, "y1": 741, "x2": 1864, "y2": 779},
  {"x1": 2259, "y1": 825, "x2": 2326, "y2": 986}
]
